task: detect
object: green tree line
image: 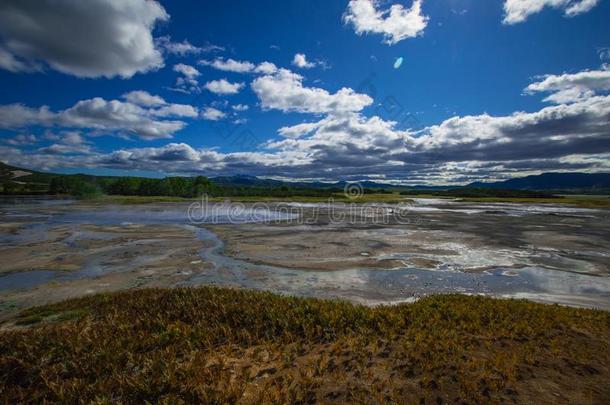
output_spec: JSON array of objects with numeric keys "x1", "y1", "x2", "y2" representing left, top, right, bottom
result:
[{"x1": 38, "y1": 175, "x2": 341, "y2": 198}]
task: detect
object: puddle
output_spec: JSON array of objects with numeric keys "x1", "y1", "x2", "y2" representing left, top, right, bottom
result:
[{"x1": 0, "y1": 271, "x2": 59, "y2": 291}]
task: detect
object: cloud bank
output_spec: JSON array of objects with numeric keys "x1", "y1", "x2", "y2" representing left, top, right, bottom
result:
[
  {"x1": 0, "y1": 92, "x2": 198, "y2": 140},
  {"x1": 5, "y1": 67, "x2": 609, "y2": 184}
]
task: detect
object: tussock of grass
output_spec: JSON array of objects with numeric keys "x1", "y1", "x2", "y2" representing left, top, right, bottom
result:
[{"x1": 1, "y1": 288, "x2": 609, "y2": 403}]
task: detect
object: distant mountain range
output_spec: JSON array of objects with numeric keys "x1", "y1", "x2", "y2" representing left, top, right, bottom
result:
[
  {"x1": 213, "y1": 172, "x2": 610, "y2": 192},
  {"x1": 467, "y1": 173, "x2": 610, "y2": 191},
  {"x1": 2, "y1": 162, "x2": 609, "y2": 193},
  {"x1": 210, "y1": 175, "x2": 411, "y2": 190}
]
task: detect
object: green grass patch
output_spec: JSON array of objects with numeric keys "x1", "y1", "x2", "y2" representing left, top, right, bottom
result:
[
  {"x1": 14, "y1": 307, "x2": 90, "y2": 326},
  {"x1": 403, "y1": 194, "x2": 610, "y2": 208},
  {"x1": 14, "y1": 314, "x2": 48, "y2": 326},
  {"x1": 1, "y1": 288, "x2": 609, "y2": 403},
  {"x1": 456, "y1": 195, "x2": 610, "y2": 208}
]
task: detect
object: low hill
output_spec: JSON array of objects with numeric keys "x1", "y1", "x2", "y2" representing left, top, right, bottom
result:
[
  {"x1": 210, "y1": 174, "x2": 285, "y2": 188},
  {"x1": 0, "y1": 162, "x2": 57, "y2": 194}
]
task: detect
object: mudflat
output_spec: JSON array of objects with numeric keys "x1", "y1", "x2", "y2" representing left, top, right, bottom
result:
[{"x1": 0, "y1": 197, "x2": 609, "y2": 317}]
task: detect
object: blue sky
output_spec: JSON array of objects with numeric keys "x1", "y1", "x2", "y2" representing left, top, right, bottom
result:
[{"x1": 0, "y1": 0, "x2": 609, "y2": 184}]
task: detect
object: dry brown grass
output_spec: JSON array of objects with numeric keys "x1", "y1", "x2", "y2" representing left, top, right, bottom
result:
[{"x1": 1, "y1": 288, "x2": 609, "y2": 403}]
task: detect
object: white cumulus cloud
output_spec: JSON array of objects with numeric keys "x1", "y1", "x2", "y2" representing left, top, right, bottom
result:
[
  {"x1": 173, "y1": 64, "x2": 201, "y2": 93},
  {"x1": 201, "y1": 107, "x2": 226, "y2": 121},
  {"x1": 173, "y1": 64, "x2": 200, "y2": 79},
  {"x1": 525, "y1": 67, "x2": 610, "y2": 103},
  {"x1": 122, "y1": 91, "x2": 166, "y2": 107},
  {"x1": 156, "y1": 36, "x2": 224, "y2": 56},
  {"x1": 292, "y1": 53, "x2": 316, "y2": 69},
  {"x1": 232, "y1": 104, "x2": 249, "y2": 111},
  {"x1": 204, "y1": 79, "x2": 245, "y2": 95},
  {"x1": 503, "y1": 0, "x2": 600, "y2": 24},
  {"x1": 0, "y1": 0, "x2": 169, "y2": 78},
  {"x1": 4, "y1": 134, "x2": 38, "y2": 146},
  {"x1": 343, "y1": 0, "x2": 429, "y2": 45},
  {"x1": 199, "y1": 58, "x2": 277, "y2": 74},
  {"x1": 0, "y1": 95, "x2": 200, "y2": 140},
  {"x1": 251, "y1": 69, "x2": 373, "y2": 114}
]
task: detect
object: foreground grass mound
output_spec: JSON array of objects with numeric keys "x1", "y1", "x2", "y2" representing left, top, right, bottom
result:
[{"x1": 1, "y1": 288, "x2": 609, "y2": 403}]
